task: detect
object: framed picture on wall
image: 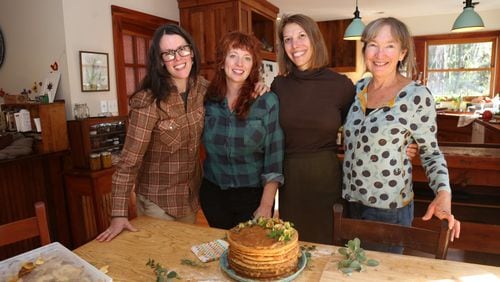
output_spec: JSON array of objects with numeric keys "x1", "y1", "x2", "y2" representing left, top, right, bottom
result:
[{"x1": 79, "y1": 51, "x2": 110, "y2": 92}]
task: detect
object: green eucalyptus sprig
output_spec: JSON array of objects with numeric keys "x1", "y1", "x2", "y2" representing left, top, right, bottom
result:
[
  {"x1": 180, "y1": 258, "x2": 208, "y2": 268},
  {"x1": 146, "y1": 258, "x2": 180, "y2": 282},
  {"x1": 300, "y1": 244, "x2": 316, "y2": 270},
  {"x1": 337, "y1": 238, "x2": 379, "y2": 275}
]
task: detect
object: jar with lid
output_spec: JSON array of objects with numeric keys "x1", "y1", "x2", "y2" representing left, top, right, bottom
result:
[
  {"x1": 74, "y1": 103, "x2": 90, "y2": 120},
  {"x1": 101, "y1": 151, "x2": 113, "y2": 168},
  {"x1": 89, "y1": 153, "x2": 101, "y2": 170}
]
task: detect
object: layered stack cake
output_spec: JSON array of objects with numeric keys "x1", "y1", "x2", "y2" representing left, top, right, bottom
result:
[{"x1": 226, "y1": 217, "x2": 300, "y2": 279}]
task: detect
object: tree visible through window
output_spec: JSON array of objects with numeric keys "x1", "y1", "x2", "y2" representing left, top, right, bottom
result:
[{"x1": 426, "y1": 38, "x2": 495, "y2": 98}]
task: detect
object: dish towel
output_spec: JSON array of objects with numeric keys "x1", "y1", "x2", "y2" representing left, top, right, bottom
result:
[
  {"x1": 191, "y1": 239, "x2": 229, "y2": 262},
  {"x1": 457, "y1": 114, "x2": 477, "y2": 127}
]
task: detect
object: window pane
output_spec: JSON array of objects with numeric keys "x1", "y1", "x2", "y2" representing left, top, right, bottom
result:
[
  {"x1": 123, "y1": 35, "x2": 134, "y2": 64},
  {"x1": 427, "y1": 71, "x2": 490, "y2": 97},
  {"x1": 428, "y1": 42, "x2": 492, "y2": 70}
]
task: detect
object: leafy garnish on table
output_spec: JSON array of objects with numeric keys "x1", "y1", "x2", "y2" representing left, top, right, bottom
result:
[
  {"x1": 180, "y1": 258, "x2": 208, "y2": 268},
  {"x1": 337, "y1": 238, "x2": 379, "y2": 275},
  {"x1": 146, "y1": 258, "x2": 180, "y2": 282},
  {"x1": 300, "y1": 244, "x2": 316, "y2": 270}
]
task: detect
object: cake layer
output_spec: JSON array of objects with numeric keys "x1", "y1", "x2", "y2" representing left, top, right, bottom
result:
[{"x1": 226, "y1": 218, "x2": 300, "y2": 279}]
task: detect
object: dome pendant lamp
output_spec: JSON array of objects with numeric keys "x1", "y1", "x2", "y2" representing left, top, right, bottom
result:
[
  {"x1": 344, "y1": 0, "x2": 365, "y2": 40},
  {"x1": 452, "y1": 0, "x2": 484, "y2": 32}
]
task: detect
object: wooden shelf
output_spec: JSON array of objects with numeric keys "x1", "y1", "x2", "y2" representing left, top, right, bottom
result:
[{"x1": 1, "y1": 102, "x2": 69, "y2": 153}]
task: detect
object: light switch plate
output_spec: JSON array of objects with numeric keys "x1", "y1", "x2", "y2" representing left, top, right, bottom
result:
[
  {"x1": 108, "y1": 100, "x2": 118, "y2": 113},
  {"x1": 100, "y1": 100, "x2": 108, "y2": 113}
]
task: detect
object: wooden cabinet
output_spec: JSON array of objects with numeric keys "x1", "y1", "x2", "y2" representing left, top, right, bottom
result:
[
  {"x1": 0, "y1": 151, "x2": 71, "y2": 259},
  {"x1": 1, "y1": 102, "x2": 69, "y2": 153},
  {"x1": 317, "y1": 19, "x2": 357, "y2": 72},
  {"x1": 64, "y1": 168, "x2": 113, "y2": 247},
  {"x1": 178, "y1": 0, "x2": 279, "y2": 80},
  {"x1": 64, "y1": 168, "x2": 136, "y2": 248},
  {"x1": 67, "y1": 116, "x2": 127, "y2": 169},
  {"x1": 435, "y1": 113, "x2": 473, "y2": 143},
  {"x1": 412, "y1": 146, "x2": 500, "y2": 255}
]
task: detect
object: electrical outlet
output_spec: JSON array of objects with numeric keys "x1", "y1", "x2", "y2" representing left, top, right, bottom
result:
[
  {"x1": 100, "y1": 100, "x2": 108, "y2": 113},
  {"x1": 108, "y1": 100, "x2": 118, "y2": 113}
]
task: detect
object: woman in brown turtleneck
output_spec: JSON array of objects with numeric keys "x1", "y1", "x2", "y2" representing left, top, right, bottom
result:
[{"x1": 271, "y1": 14, "x2": 355, "y2": 244}]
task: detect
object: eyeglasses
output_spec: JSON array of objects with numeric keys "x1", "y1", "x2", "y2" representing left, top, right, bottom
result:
[{"x1": 160, "y1": 45, "x2": 192, "y2": 62}]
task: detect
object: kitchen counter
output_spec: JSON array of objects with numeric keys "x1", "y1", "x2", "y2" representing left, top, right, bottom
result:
[{"x1": 74, "y1": 216, "x2": 500, "y2": 281}]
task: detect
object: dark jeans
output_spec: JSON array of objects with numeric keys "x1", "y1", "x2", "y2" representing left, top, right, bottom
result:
[
  {"x1": 348, "y1": 201, "x2": 414, "y2": 254},
  {"x1": 199, "y1": 178, "x2": 266, "y2": 230}
]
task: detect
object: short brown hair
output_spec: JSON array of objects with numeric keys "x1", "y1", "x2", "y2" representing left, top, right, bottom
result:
[
  {"x1": 361, "y1": 17, "x2": 416, "y2": 79},
  {"x1": 206, "y1": 31, "x2": 262, "y2": 119},
  {"x1": 277, "y1": 14, "x2": 329, "y2": 74}
]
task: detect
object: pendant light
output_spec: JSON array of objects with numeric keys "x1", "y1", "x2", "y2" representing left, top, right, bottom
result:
[
  {"x1": 452, "y1": 0, "x2": 484, "y2": 32},
  {"x1": 344, "y1": 0, "x2": 365, "y2": 40}
]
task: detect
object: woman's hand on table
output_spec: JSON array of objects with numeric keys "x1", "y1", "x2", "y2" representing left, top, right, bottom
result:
[
  {"x1": 422, "y1": 190, "x2": 461, "y2": 242},
  {"x1": 96, "y1": 217, "x2": 138, "y2": 242}
]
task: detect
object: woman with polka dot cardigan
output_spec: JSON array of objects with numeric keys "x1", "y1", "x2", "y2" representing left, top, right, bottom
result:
[{"x1": 342, "y1": 17, "x2": 460, "y2": 253}]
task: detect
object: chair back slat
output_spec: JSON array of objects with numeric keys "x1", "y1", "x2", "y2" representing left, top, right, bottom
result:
[
  {"x1": 0, "y1": 202, "x2": 51, "y2": 247},
  {"x1": 333, "y1": 203, "x2": 450, "y2": 259}
]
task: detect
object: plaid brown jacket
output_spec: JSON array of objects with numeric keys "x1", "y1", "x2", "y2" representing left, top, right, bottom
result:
[{"x1": 111, "y1": 77, "x2": 208, "y2": 218}]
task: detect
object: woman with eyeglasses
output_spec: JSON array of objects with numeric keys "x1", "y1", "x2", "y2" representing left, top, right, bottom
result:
[
  {"x1": 97, "y1": 24, "x2": 207, "y2": 242},
  {"x1": 97, "y1": 24, "x2": 269, "y2": 242}
]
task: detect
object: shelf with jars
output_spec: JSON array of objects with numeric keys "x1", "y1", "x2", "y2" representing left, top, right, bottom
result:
[
  {"x1": 65, "y1": 115, "x2": 131, "y2": 247},
  {"x1": 67, "y1": 116, "x2": 126, "y2": 169}
]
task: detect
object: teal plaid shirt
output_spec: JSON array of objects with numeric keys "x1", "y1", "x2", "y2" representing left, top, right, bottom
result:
[{"x1": 203, "y1": 92, "x2": 284, "y2": 189}]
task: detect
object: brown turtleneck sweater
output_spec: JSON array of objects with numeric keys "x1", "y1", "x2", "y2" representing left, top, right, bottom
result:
[{"x1": 271, "y1": 67, "x2": 355, "y2": 154}]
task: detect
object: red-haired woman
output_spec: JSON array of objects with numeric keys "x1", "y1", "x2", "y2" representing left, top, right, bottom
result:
[{"x1": 200, "y1": 32, "x2": 284, "y2": 229}]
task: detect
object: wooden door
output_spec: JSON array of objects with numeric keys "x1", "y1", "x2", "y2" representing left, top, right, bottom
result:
[{"x1": 111, "y1": 6, "x2": 176, "y2": 115}]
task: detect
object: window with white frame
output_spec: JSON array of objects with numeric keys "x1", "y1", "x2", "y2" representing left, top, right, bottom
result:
[{"x1": 425, "y1": 37, "x2": 496, "y2": 98}]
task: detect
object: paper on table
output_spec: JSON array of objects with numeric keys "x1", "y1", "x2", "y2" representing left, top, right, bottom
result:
[{"x1": 191, "y1": 239, "x2": 229, "y2": 263}]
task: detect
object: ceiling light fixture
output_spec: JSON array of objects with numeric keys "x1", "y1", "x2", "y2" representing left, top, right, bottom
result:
[
  {"x1": 344, "y1": 0, "x2": 365, "y2": 40},
  {"x1": 452, "y1": 0, "x2": 485, "y2": 32}
]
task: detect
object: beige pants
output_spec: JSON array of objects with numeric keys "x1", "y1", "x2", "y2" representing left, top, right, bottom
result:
[{"x1": 136, "y1": 194, "x2": 196, "y2": 224}]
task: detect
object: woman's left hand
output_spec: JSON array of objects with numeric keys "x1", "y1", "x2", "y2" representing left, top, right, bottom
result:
[
  {"x1": 253, "y1": 204, "x2": 273, "y2": 219},
  {"x1": 252, "y1": 82, "x2": 269, "y2": 98},
  {"x1": 422, "y1": 190, "x2": 461, "y2": 241}
]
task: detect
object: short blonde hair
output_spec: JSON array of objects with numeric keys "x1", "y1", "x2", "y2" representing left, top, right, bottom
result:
[{"x1": 361, "y1": 17, "x2": 416, "y2": 79}]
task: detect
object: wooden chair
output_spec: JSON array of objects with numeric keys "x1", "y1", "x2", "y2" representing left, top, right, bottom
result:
[
  {"x1": 0, "y1": 201, "x2": 51, "y2": 247},
  {"x1": 333, "y1": 203, "x2": 451, "y2": 259}
]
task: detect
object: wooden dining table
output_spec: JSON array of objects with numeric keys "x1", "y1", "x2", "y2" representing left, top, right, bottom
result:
[{"x1": 73, "y1": 216, "x2": 500, "y2": 281}]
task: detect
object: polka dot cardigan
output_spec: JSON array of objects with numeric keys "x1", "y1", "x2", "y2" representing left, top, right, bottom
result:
[{"x1": 342, "y1": 77, "x2": 451, "y2": 209}]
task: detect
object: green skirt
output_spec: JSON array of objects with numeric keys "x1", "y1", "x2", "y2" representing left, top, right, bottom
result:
[{"x1": 279, "y1": 150, "x2": 342, "y2": 245}]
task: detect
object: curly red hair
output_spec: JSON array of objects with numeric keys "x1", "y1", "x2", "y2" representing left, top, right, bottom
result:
[{"x1": 206, "y1": 31, "x2": 262, "y2": 119}]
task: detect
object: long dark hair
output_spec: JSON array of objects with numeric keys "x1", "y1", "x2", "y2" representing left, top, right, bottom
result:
[
  {"x1": 132, "y1": 24, "x2": 201, "y2": 111},
  {"x1": 206, "y1": 31, "x2": 262, "y2": 119}
]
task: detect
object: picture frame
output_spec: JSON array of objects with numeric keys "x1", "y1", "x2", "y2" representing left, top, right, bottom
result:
[{"x1": 79, "y1": 51, "x2": 110, "y2": 92}]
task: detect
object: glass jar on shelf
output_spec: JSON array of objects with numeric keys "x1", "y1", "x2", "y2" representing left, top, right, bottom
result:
[
  {"x1": 74, "y1": 103, "x2": 90, "y2": 120},
  {"x1": 101, "y1": 151, "x2": 113, "y2": 168},
  {"x1": 89, "y1": 153, "x2": 101, "y2": 171}
]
